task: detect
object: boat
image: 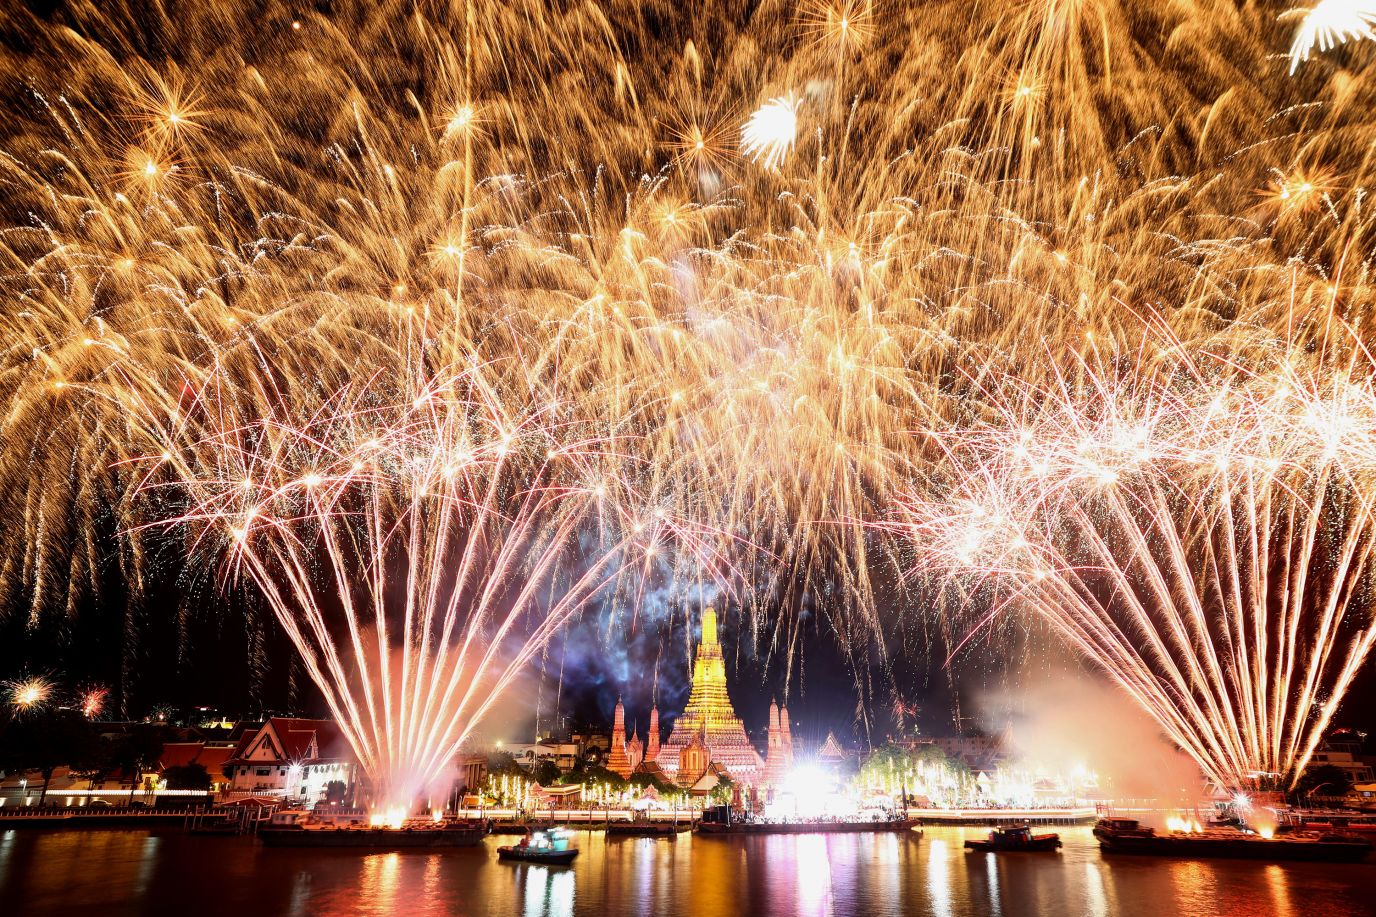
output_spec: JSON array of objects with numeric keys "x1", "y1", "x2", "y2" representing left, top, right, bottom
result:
[
  {"x1": 497, "y1": 828, "x2": 580, "y2": 865},
  {"x1": 1093, "y1": 818, "x2": 1372, "y2": 863},
  {"x1": 257, "y1": 809, "x2": 488, "y2": 848},
  {"x1": 606, "y1": 819, "x2": 691, "y2": 838},
  {"x1": 696, "y1": 815, "x2": 922, "y2": 836},
  {"x1": 964, "y1": 825, "x2": 1062, "y2": 852}
]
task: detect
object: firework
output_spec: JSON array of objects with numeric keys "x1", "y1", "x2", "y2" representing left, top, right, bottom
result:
[
  {"x1": 740, "y1": 95, "x2": 801, "y2": 169},
  {"x1": 137, "y1": 360, "x2": 730, "y2": 811},
  {"x1": 1, "y1": 0, "x2": 1375, "y2": 764},
  {"x1": 8, "y1": 677, "x2": 54, "y2": 712},
  {"x1": 78, "y1": 687, "x2": 108, "y2": 719},
  {"x1": 899, "y1": 351, "x2": 1376, "y2": 790},
  {"x1": 1287, "y1": 0, "x2": 1376, "y2": 73}
]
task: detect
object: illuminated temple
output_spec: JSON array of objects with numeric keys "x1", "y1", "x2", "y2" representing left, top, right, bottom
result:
[{"x1": 655, "y1": 607, "x2": 764, "y2": 785}]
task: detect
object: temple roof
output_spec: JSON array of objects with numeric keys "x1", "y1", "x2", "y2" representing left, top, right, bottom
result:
[{"x1": 655, "y1": 607, "x2": 763, "y2": 781}]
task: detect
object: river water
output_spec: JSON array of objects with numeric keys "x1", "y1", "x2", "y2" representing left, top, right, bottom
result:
[{"x1": 2, "y1": 825, "x2": 1373, "y2": 917}]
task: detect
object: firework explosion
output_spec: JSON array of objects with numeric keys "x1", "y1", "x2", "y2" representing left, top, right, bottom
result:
[
  {"x1": 132, "y1": 360, "x2": 732, "y2": 809},
  {"x1": 1, "y1": 0, "x2": 1375, "y2": 805},
  {"x1": 7, "y1": 676, "x2": 54, "y2": 712},
  {"x1": 896, "y1": 347, "x2": 1376, "y2": 790}
]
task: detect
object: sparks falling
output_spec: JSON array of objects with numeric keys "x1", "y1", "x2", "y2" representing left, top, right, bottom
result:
[
  {"x1": 897, "y1": 351, "x2": 1376, "y2": 791},
  {"x1": 2, "y1": 0, "x2": 1376, "y2": 800}
]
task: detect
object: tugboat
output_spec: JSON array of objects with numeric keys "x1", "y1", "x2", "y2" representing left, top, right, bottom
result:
[
  {"x1": 497, "y1": 827, "x2": 580, "y2": 865},
  {"x1": 1093, "y1": 818, "x2": 1372, "y2": 863},
  {"x1": 257, "y1": 808, "x2": 488, "y2": 848},
  {"x1": 964, "y1": 824, "x2": 1062, "y2": 852}
]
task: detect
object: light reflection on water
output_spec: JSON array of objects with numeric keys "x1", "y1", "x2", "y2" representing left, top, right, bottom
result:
[{"x1": 1, "y1": 826, "x2": 1374, "y2": 917}]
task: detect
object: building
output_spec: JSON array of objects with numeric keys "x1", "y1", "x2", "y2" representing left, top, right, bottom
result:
[
  {"x1": 654, "y1": 607, "x2": 764, "y2": 785},
  {"x1": 157, "y1": 742, "x2": 236, "y2": 792},
  {"x1": 505, "y1": 741, "x2": 580, "y2": 773},
  {"x1": 1307, "y1": 731, "x2": 1376, "y2": 788},
  {"x1": 224, "y1": 718, "x2": 354, "y2": 801},
  {"x1": 606, "y1": 698, "x2": 634, "y2": 778},
  {"x1": 763, "y1": 701, "x2": 795, "y2": 785}
]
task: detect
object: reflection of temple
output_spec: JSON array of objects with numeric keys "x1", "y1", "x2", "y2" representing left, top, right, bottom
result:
[{"x1": 655, "y1": 607, "x2": 763, "y2": 785}]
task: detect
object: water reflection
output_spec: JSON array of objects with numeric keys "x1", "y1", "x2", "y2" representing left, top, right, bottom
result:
[
  {"x1": 794, "y1": 835, "x2": 832, "y2": 916},
  {"x1": 517, "y1": 864, "x2": 575, "y2": 917},
  {"x1": 0, "y1": 827, "x2": 1373, "y2": 917},
  {"x1": 925, "y1": 837, "x2": 953, "y2": 917}
]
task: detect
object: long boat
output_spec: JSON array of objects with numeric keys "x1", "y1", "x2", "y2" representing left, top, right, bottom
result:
[
  {"x1": 696, "y1": 817, "x2": 921, "y2": 836},
  {"x1": 606, "y1": 820, "x2": 692, "y2": 837},
  {"x1": 257, "y1": 810, "x2": 488, "y2": 848},
  {"x1": 1093, "y1": 818, "x2": 1372, "y2": 863},
  {"x1": 258, "y1": 822, "x2": 488, "y2": 848}
]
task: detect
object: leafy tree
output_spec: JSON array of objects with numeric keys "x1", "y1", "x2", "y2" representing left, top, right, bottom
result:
[
  {"x1": 581, "y1": 765, "x2": 628, "y2": 790},
  {"x1": 629, "y1": 771, "x2": 679, "y2": 796},
  {"x1": 0, "y1": 710, "x2": 103, "y2": 805},
  {"x1": 1295, "y1": 764, "x2": 1352, "y2": 800},
  {"x1": 323, "y1": 780, "x2": 349, "y2": 805},
  {"x1": 859, "y1": 742, "x2": 916, "y2": 786},
  {"x1": 163, "y1": 762, "x2": 212, "y2": 791},
  {"x1": 106, "y1": 724, "x2": 174, "y2": 776},
  {"x1": 709, "y1": 773, "x2": 735, "y2": 806},
  {"x1": 486, "y1": 751, "x2": 525, "y2": 777},
  {"x1": 529, "y1": 759, "x2": 561, "y2": 786}
]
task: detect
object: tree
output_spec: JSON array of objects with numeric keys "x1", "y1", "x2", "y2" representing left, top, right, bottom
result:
[
  {"x1": 486, "y1": 751, "x2": 525, "y2": 777},
  {"x1": 0, "y1": 710, "x2": 103, "y2": 806},
  {"x1": 581, "y1": 765, "x2": 628, "y2": 790},
  {"x1": 629, "y1": 771, "x2": 679, "y2": 796},
  {"x1": 323, "y1": 779, "x2": 349, "y2": 805},
  {"x1": 1295, "y1": 764, "x2": 1352, "y2": 801},
  {"x1": 106, "y1": 724, "x2": 174, "y2": 776},
  {"x1": 859, "y1": 742, "x2": 916, "y2": 787},
  {"x1": 529, "y1": 759, "x2": 561, "y2": 786},
  {"x1": 709, "y1": 773, "x2": 735, "y2": 806},
  {"x1": 163, "y1": 762, "x2": 211, "y2": 791}
]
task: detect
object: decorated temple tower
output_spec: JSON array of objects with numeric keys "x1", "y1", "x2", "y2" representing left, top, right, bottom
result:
[
  {"x1": 655, "y1": 607, "x2": 764, "y2": 784},
  {"x1": 607, "y1": 697, "x2": 633, "y2": 778}
]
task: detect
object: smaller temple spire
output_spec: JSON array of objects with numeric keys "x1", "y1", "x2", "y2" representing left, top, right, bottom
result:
[
  {"x1": 607, "y1": 695, "x2": 632, "y2": 778},
  {"x1": 646, "y1": 705, "x2": 661, "y2": 760}
]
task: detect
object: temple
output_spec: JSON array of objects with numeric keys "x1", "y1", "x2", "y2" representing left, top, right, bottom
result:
[
  {"x1": 764, "y1": 701, "x2": 794, "y2": 785},
  {"x1": 654, "y1": 607, "x2": 764, "y2": 785}
]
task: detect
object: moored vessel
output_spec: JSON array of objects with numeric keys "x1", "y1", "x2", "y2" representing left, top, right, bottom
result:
[
  {"x1": 257, "y1": 809, "x2": 488, "y2": 848},
  {"x1": 606, "y1": 819, "x2": 691, "y2": 837},
  {"x1": 696, "y1": 812, "x2": 921, "y2": 836},
  {"x1": 1093, "y1": 818, "x2": 1372, "y2": 863}
]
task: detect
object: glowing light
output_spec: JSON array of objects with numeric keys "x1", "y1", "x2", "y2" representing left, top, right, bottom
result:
[
  {"x1": 9, "y1": 677, "x2": 53, "y2": 710},
  {"x1": 740, "y1": 95, "x2": 799, "y2": 169},
  {"x1": 1287, "y1": 0, "x2": 1376, "y2": 73}
]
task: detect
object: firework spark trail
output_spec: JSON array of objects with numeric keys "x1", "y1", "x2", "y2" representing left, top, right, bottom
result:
[
  {"x1": 898, "y1": 351, "x2": 1376, "y2": 789},
  {"x1": 3, "y1": 0, "x2": 1376, "y2": 767},
  {"x1": 130, "y1": 360, "x2": 735, "y2": 809}
]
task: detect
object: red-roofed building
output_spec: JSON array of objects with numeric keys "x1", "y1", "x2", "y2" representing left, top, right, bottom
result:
[
  {"x1": 156, "y1": 742, "x2": 238, "y2": 793},
  {"x1": 224, "y1": 718, "x2": 356, "y2": 802}
]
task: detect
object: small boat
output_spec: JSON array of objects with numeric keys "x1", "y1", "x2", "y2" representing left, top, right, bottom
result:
[
  {"x1": 497, "y1": 828, "x2": 580, "y2": 865},
  {"x1": 1093, "y1": 818, "x2": 1372, "y2": 863},
  {"x1": 964, "y1": 825, "x2": 1062, "y2": 852}
]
